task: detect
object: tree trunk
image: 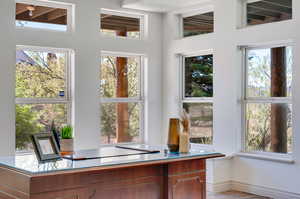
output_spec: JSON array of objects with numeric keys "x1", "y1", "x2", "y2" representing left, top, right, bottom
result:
[
  {"x1": 116, "y1": 30, "x2": 131, "y2": 143},
  {"x1": 270, "y1": 47, "x2": 287, "y2": 153}
]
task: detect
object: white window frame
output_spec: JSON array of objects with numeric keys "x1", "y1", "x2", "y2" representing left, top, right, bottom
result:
[
  {"x1": 15, "y1": 0, "x2": 74, "y2": 32},
  {"x1": 100, "y1": 51, "x2": 145, "y2": 145},
  {"x1": 179, "y1": 4, "x2": 214, "y2": 38},
  {"x1": 15, "y1": 45, "x2": 73, "y2": 126},
  {"x1": 240, "y1": 43, "x2": 294, "y2": 157},
  {"x1": 180, "y1": 50, "x2": 214, "y2": 147},
  {"x1": 100, "y1": 9, "x2": 145, "y2": 40}
]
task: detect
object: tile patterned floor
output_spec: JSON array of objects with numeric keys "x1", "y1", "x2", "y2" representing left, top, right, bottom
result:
[{"x1": 208, "y1": 191, "x2": 271, "y2": 199}]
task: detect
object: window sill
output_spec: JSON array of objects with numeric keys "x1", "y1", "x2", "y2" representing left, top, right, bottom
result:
[{"x1": 235, "y1": 152, "x2": 295, "y2": 164}]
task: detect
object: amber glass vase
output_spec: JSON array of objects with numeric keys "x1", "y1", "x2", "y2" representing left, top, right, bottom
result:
[{"x1": 168, "y1": 118, "x2": 180, "y2": 152}]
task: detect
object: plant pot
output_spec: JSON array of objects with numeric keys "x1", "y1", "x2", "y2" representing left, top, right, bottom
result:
[{"x1": 60, "y1": 139, "x2": 74, "y2": 152}]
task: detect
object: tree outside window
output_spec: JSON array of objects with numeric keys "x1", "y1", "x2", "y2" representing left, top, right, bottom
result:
[
  {"x1": 244, "y1": 46, "x2": 293, "y2": 154},
  {"x1": 100, "y1": 54, "x2": 143, "y2": 144},
  {"x1": 15, "y1": 47, "x2": 71, "y2": 152},
  {"x1": 182, "y1": 54, "x2": 213, "y2": 145}
]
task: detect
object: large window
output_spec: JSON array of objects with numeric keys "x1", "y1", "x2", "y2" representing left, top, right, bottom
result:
[
  {"x1": 245, "y1": 0, "x2": 292, "y2": 26},
  {"x1": 100, "y1": 10, "x2": 144, "y2": 39},
  {"x1": 181, "y1": 54, "x2": 213, "y2": 145},
  {"x1": 182, "y1": 11, "x2": 214, "y2": 37},
  {"x1": 243, "y1": 45, "x2": 293, "y2": 154},
  {"x1": 100, "y1": 53, "x2": 144, "y2": 144},
  {"x1": 15, "y1": 46, "x2": 72, "y2": 152},
  {"x1": 15, "y1": 1, "x2": 73, "y2": 31}
]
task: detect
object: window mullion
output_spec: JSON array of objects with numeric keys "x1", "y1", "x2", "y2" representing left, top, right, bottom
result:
[
  {"x1": 16, "y1": 98, "x2": 70, "y2": 104},
  {"x1": 244, "y1": 97, "x2": 292, "y2": 104}
]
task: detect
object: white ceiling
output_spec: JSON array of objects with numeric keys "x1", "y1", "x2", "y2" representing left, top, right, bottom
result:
[{"x1": 122, "y1": 0, "x2": 212, "y2": 13}]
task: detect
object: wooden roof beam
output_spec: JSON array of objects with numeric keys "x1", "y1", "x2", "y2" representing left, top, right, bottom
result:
[
  {"x1": 247, "y1": 7, "x2": 281, "y2": 18},
  {"x1": 263, "y1": 0, "x2": 292, "y2": 9},
  {"x1": 101, "y1": 24, "x2": 139, "y2": 32},
  {"x1": 16, "y1": 4, "x2": 29, "y2": 15},
  {"x1": 184, "y1": 21, "x2": 213, "y2": 26},
  {"x1": 47, "y1": 9, "x2": 67, "y2": 21},
  {"x1": 248, "y1": 3, "x2": 292, "y2": 15},
  {"x1": 186, "y1": 14, "x2": 213, "y2": 21},
  {"x1": 101, "y1": 19, "x2": 139, "y2": 27},
  {"x1": 247, "y1": 13, "x2": 266, "y2": 21},
  {"x1": 31, "y1": 7, "x2": 56, "y2": 19}
]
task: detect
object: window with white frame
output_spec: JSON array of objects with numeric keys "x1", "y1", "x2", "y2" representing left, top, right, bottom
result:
[
  {"x1": 100, "y1": 9, "x2": 144, "y2": 39},
  {"x1": 15, "y1": 0, "x2": 73, "y2": 32},
  {"x1": 242, "y1": 45, "x2": 293, "y2": 154},
  {"x1": 181, "y1": 6, "x2": 214, "y2": 38},
  {"x1": 181, "y1": 53, "x2": 213, "y2": 145},
  {"x1": 100, "y1": 52, "x2": 144, "y2": 144},
  {"x1": 15, "y1": 46, "x2": 72, "y2": 152},
  {"x1": 244, "y1": 0, "x2": 292, "y2": 27}
]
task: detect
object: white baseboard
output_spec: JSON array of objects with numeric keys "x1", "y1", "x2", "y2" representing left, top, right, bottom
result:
[
  {"x1": 207, "y1": 181, "x2": 233, "y2": 193},
  {"x1": 232, "y1": 181, "x2": 300, "y2": 199},
  {"x1": 208, "y1": 181, "x2": 300, "y2": 199}
]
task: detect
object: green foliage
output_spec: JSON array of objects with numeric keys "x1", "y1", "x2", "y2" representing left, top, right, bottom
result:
[
  {"x1": 185, "y1": 55, "x2": 213, "y2": 98},
  {"x1": 16, "y1": 105, "x2": 41, "y2": 150},
  {"x1": 61, "y1": 125, "x2": 73, "y2": 139},
  {"x1": 16, "y1": 50, "x2": 68, "y2": 151}
]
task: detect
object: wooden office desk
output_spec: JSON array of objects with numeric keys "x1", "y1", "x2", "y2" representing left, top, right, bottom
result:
[{"x1": 0, "y1": 145, "x2": 224, "y2": 199}]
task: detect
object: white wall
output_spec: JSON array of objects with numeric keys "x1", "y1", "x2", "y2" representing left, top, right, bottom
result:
[
  {"x1": 162, "y1": 0, "x2": 300, "y2": 195},
  {"x1": 0, "y1": 0, "x2": 15, "y2": 156},
  {"x1": 0, "y1": 0, "x2": 163, "y2": 153}
]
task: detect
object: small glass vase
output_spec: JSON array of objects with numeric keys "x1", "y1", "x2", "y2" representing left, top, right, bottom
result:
[{"x1": 167, "y1": 118, "x2": 180, "y2": 152}]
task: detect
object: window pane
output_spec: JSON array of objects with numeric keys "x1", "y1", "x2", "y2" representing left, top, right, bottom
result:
[
  {"x1": 101, "y1": 14, "x2": 140, "y2": 39},
  {"x1": 183, "y1": 103, "x2": 213, "y2": 145},
  {"x1": 247, "y1": 46, "x2": 292, "y2": 98},
  {"x1": 185, "y1": 55, "x2": 213, "y2": 97},
  {"x1": 16, "y1": 3, "x2": 68, "y2": 31},
  {"x1": 16, "y1": 104, "x2": 68, "y2": 152},
  {"x1": 16, "y1": 49, "x2": 67, "y2": 98},
  {"x1": 183, "y1": 12, "x2": 214, "y2": 37},
  {"x1": 246, "y1": 103, "x2": 292, "y2": 153},
  {"x1": 100, "y1": 102, "x2": 140, "y2": 144},
  {"x1": 100, "y1": 56, "x2": 139, "y2": 98},
  {"x1": 247, "y1": 0, "x2": 292, "y2": 26}
]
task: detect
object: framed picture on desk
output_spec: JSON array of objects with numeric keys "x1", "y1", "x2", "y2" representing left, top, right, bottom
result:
[{"x1": 31, "y1": 133, "x2": 61, "y2": 162}]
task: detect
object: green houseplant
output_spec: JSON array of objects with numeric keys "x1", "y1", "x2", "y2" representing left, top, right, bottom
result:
[{"x1": 60, "y1": 125, "x2": 74, "y2": 153}]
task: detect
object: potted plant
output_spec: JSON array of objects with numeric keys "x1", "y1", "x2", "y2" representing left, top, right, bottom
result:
[{"x1": 60, "y1": 125, "x2": 73, "y2": 153}]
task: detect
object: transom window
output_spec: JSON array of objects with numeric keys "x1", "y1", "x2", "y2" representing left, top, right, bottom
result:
[
  {"x1": 243, "y1": 45, "x2": 293, "y2": 154},
  {"x1": 245, "y1": 0, "x2": 292, "y2": 26},
  {"x1": 182, "y1": 11, "x2": 214, "y2": 37},
  {"x1": 15, "y1": 46, "x2": 72, "y2": 152},
  {"x1": 15, "y1": 1, "x2": 73, "y2": 31},
  {"x1": 100, "y1": 53, "x2": 144, "y2": 144},
  {"x1": 100, "y1": 10, "x2": 144, "y2": 39},
  {"x1": 181, "y1": 53, "x2": 214, "y2": 145}
]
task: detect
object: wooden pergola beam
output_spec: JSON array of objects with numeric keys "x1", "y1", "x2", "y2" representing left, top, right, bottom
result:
[
  {"x1": 31, "y1": 7, "x2": 56, "y2": 19},
  {"x1": 247, "y1": 7, "x2": 281, "y2": 18},
  {"x1": 263, "y1": 0, "x2": 292, "y2": 9},
  {"x1": 184, "y1": 26, "x2": 213, "y2": 31},
  {"x1": 247, "y1": 13, "x2": 266, "y2": 21},
  {"x1": 16, "y1": 4, "x2": 28, "y2": 15},
  {"x1": 47, "y1": 9, "x2": 67, "y2": 21},
  {"x1": 248, "y1": 3, "x2": 292, "y2": 16},
  {"x1": 184, "y1": 18, "x2": 213, "y2": 26}
]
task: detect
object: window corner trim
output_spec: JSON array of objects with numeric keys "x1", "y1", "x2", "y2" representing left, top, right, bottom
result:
[{"x1": 235, "y1": 152, "x2": 295, "y2": 164}]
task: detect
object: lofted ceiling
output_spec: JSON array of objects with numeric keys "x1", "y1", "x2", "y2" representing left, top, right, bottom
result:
[{"x1": 122, "y1": 0, "x2": 212, "y2": 13}]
